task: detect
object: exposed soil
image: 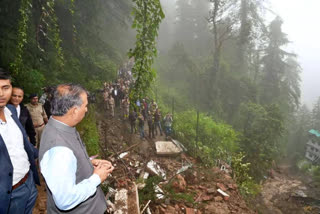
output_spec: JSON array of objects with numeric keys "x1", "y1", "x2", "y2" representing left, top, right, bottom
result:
[
  {"x1": 95, "y1": 104, "x2": 256, "y2": 214},
  {"x1": 33, "y1": 102, "x2": 256, "y2": 213},
  {"x1": 252, "y1": 163, "x2": 320, "y2": 214}
]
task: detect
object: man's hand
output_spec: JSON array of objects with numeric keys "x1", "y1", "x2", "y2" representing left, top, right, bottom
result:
[
  {"x1": 92, "y1": 159, "x2": 114, "y2": 183},
  {"x1": 91, "y1": 159, "x2": 112, "y2": 167}
]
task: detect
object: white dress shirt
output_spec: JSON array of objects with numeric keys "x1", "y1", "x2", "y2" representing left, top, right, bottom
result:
[
  {"x1": 16, "y1": 104, "x2": 21, "y2": 118},
  {"x1": 0, "y1": 107, "x2": 30, "y2": 185}
]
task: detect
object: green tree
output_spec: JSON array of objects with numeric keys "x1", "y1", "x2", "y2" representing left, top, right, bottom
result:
[
  {"x1": 287, "y1": 104, "x2": 312, "y2": 161},
  {"x1": 128, "y1": 0, "x2": 164, "y2": 102},
  {"x1": 260, "y1": 17, "x2": 291, "y2": 105},
  {"x1": 238, "y1": 102, "x2": 284, "y2": 178},
  {"x1": 312, "y1": 97, "x2": 320, "y2": 130}
]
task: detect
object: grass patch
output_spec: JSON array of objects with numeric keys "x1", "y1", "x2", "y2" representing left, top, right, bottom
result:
[
  {"x1": 163, "y1": 182, "x2": 196, "y2": 204},
  {"x1": 77, "y1": 104, "x2": 100, "y2": 156}
]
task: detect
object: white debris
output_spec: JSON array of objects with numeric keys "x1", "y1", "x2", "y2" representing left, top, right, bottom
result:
[
  {"x1": 176, "y1": 163, "x2": 192, "y2": 175},
  {"x1": 155, "y1": 185, "x2": 165, "y2": 199},
  {"x1": 105, "y1": 187, "x2": 117, "y2": 199},
  {"x1": 172, "y1": 139, "x2": 188, "y2": 151},
  {"x1": 217, "y1": 188, "x2": 230, "y2": 200},
  {"x1": 147, "y1": 160, "x2": 166, "y2": 180},
  {"x1": 146, "y1": 207, "x2": 152, "y2": 214},
  {"x1": 106, "y1": 200, "x2": 115, "y2": 213},
  {"x1": 119, "y1": 152, "x2": 129, "y2": 159},
  {"x1": 143, "y1": 172, "x2": 150, "y2": 180}
]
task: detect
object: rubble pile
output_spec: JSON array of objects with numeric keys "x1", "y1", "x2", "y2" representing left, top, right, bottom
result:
[{"x1": 98, "y1": 114, "x2": 255, "y2": 214}]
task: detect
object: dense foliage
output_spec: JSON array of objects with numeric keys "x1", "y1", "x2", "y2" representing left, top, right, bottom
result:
[
  {"x1": 0, "y1": 0, "x2": 134, "y2": 95},
  {"x1": 1, "y1": 0, "x2": 311, "y2": 197},
  {"x1": 129, "y1": 0, "x2": 164, "y2": 102},
  {"x1": 174, "y1": 110, "x2": 239, "y2": 166},
  {"x1": 156, "y1": 0, "x2": 302, "y2": 183}
]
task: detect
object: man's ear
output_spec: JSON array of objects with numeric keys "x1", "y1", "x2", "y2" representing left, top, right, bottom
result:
[{"x1": 71, "y1": 106, "x2": 78, "y2": 116}]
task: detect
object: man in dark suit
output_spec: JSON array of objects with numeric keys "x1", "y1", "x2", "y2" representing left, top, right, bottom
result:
[
  {"x1": 0, "y1": 68, "x2": 40, "y2": 214},
  {"x1": 10, "y1": 87, "x2": 37, "y2": 146}
]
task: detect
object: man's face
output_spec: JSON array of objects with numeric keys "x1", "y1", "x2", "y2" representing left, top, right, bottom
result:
[
  {"x1": 0, "y1": 79, "x2": 12, "y2": 108},
  {"x1": 74, "y1": 93, "x2": 88, "y2": 124},
  {"x1": 30, "y1": 96, "x2": 38, "y2": 105},
  {"x1": 11, "y1": 88, "x2": 24, "y2": 106}
]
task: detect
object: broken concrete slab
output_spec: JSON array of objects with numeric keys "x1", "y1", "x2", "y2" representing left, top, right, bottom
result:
[
  {"x1": 146, "y1": 160, "x2": 166, "y2": 180},
  {"x1": 155, "y1": 141, "x2": 183, "y2": 156},
  {"x1": 114, "y1": 183, "x2": 140, "y2": 214},
  {"x1": 114, "y1": 189, "x2": 128, "y2": 214},
  {"x1": 127, "y1": 182, "x2": 140, "y2": 214}
]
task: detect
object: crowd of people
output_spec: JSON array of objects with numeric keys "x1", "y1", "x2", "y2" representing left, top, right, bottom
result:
[
  {"x1": 0, "y1": 58, "x2": 174, "y2": 214},
  {"x1": 101, "y1": 60, "x2": 174, "y2": 141},
  {"x1": 0, "y1": 68, "x2": 114, "y2": 214},
  {"x1": 127, "y1": 99, "x2": 173, "y2": 141}
]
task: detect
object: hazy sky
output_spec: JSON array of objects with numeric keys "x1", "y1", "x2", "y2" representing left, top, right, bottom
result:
[{"x1": 270, "y1": 0, "x2": 320, "y2": 108}]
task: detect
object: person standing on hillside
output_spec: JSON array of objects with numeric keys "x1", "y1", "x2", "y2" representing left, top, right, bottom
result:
[
  {"x1": 39, "y1": 83, "x2": 114, "y2": 213},
  {"x1": 25, "y1": 94, "x2": 48, "y2": 147},
  {"x1": 129, "y1": 109, "x2": 137, "y2": 134},
  {"x1": 10, "y1": 87, "x2": 37, "y2": 146},
  {"x1": 147, "y1": 111, "x2": 155, "y2": 139},
  {"x1": 164, "y1": 113, "x2": 173, "y2": 140},
  {"x1": 122, "y1": 97, "x2": 130, "y2": 119},
  {"x1": 154, "y1": 108, "x2": 162, "y2": 136},
  {"x1": 0, "y1": 68, "x2": 40, "y2": 214},
  {"x1": 138, "y1": 112, "x2": 145, "y2": 139},
  {"x1": 108, "y1": 94, "x2": 115, "y2": 117}
]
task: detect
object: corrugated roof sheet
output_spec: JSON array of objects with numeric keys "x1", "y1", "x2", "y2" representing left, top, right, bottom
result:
[{"x1": 309, "y1": 129, "x2": 320, "y2": 137}]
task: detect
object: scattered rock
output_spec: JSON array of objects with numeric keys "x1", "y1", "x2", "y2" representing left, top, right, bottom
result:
[
  {"x1": 227, "y1": 183, "x2": 237, "y2": 190},
  {"x1": 172, "y1": 174, "x2": 187, "y2": 192},
  {"x1": 186, "y1": 207, "x2": 195, "y2": 214},
  {"x1": 205, "y1": 202, "x2": 230, "y2": 214},
  {"x1": 201, "y1": 194, "x2": 214, "y2": 201},
  {"x1": 207, "y1": 187, "x2": 216, "y2": 194},
  {"x1": 217, "y1": 183, "x2": 227, "y2": 192},
  {"x1": 165, "y1": 205, "x2": 176, "y2": 214},
  {"x1": 214, "y1": 196, "x2": 223, "y2": 202},
  {"x1": 185, "y1": 170, "x2": 198, "y2": 184}
]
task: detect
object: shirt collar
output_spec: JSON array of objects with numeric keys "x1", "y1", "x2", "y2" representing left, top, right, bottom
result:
[
  {"x1": 0, "y1": 107, "x2": 12, "y2": 124},
  {"x1": 49, "y1": 117, "x2": 76, "y2": 133},
  {"x1": 4, "y1": 106, "x2": 12, "y2": 116}
]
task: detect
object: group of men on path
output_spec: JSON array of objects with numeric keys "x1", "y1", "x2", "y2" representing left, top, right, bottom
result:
[
  {"x1": 128, "y1": 98, "x2": 173, "y2": 141},
  {"x1": 103, "y1": 79, "x2": 131, "y2": 119},
  {"x1": 10, "y1": 88, "x2": 48, "y2": 148},
  {"x1": 0, "y1": 68, "x2": 114, "y2": 214},
  {"x1": 101, "y1": 65, "x2": 174, "y2": 141}
]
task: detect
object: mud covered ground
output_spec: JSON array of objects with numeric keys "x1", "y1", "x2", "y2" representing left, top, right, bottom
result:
[{"x1": 253, "y1": 163, "x2": 320, "y2": 214}]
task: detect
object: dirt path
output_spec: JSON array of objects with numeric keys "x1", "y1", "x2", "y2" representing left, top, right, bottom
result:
[
  {"x1": 33, "y1": 105, "x2": 255, "y2": 214},
  {"x1": 255, "y1": 163, "x2": 320, "y2": 214}
]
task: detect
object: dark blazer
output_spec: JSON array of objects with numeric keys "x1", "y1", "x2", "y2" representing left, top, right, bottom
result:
[
  {"x1": 19, "y1": 103, "x2": 37, "y2": 146},
  {"x1": 0, "y1": 104, "x2": 40, "y2": 214}
]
